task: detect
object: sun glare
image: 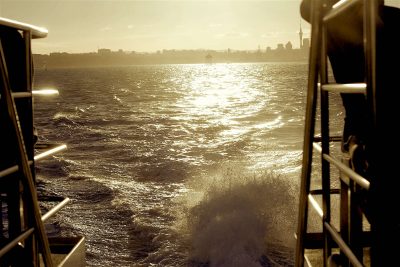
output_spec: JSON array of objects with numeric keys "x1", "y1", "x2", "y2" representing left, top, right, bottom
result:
[{"x1": 32, "y1": 89, "x2": 59, "y2": 95}]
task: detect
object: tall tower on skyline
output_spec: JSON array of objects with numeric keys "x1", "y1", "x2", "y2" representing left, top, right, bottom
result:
[{"x1": 299, "y1": 20, "x2": 303, "y2": 49}]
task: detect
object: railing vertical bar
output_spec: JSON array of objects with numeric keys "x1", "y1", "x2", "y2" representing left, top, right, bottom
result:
[
  {"x1": 295, "y1": 0, "x2": 324, "y2": 266},
  {"x1": 320, "y1": 18, "x2": 331, "y2": 267},
  {"x1": 23, "y1": 29, "x2": 37, "y2": 266}
]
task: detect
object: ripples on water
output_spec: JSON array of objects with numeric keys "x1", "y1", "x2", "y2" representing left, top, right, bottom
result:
[{"x1": 33, "y1": 63, "x2": 344, "y2": 266}]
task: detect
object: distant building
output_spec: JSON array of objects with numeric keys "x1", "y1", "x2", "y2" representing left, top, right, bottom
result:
[
  {"x1": 277, "y1": 44, "x2": 285, "y2": 51},
  {"x1": 285, "y1": 41, "x2": 293, "y2": 50},
  {"x1": 98, "y1": 48, "x2": 111, "y2": 54},
  {"x1": 49, "y1": 52, "x2": 69, "y2": 56}
]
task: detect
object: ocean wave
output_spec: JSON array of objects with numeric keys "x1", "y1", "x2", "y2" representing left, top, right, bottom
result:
[
  {"x1": 33, "y1": 63, "x2": 312, "y2": 266},
  {"x1": 136, "y1": 160, "x2": 191, "y2": 183},
  {"x1": 177, "y1": 167, "x2": 297, "y2": 267},
  {"x1": 53, "y1": 112, "x2": 81, "y2": 124},
  {"x1": 36, "y1": 159, "x2": 69, "y2": 177}
]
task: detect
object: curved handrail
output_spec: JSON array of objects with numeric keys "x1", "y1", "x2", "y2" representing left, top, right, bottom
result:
[{"x1": 0, "y1": 17, "x2": 48, "y2": 38}]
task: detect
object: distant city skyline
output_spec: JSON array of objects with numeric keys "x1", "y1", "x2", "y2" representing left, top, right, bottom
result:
[
  {"x1": 33, "y1": 39, "x2": 310, "y2": 68},
  {"x1": 3, "y1": 0, "x2": 399, "y2": 55},
  {"x1": 0, "y1": 0, "x2": 311, "y2": 54}
]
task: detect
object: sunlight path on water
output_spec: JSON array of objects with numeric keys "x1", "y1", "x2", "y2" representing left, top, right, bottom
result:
[{"x1": 32, "y1": 63, "x2": 336, "y2": 266}]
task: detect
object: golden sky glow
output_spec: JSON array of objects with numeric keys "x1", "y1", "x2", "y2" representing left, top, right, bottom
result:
[{"x1": 1, "y1": 0, "x2": 399, "y2": 54}]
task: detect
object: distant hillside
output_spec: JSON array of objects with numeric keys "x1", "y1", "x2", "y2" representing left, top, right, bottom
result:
[{"x1": 33, "y1": 48, "x2": 308, "y2": 68}]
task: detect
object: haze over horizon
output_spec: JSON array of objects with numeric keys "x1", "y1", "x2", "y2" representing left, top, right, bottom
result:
[
  {"x1": 0, "y1": 0, "x2": 311, "y2": 55},
  {"x1": 2, "y1": 0, "x2": 399, "y2": 55}
]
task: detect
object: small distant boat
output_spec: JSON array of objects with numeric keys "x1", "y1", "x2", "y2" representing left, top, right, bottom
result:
[{"x1": 205, "y1": 53, "x2": 213, "y2": 63}]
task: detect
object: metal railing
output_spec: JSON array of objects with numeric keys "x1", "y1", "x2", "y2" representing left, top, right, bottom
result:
[
  {"x1": 0, "y1": 144, "x2": 67, "y2": 179},
  {"x1": 295, "y1": 0, "x2": 378, "y2": 266},
  {"x1": 0, "y1": 17, "x2": 68, "y2": 267},
  {"x1": 0, "y1": 17, "x2": 48, "y2": 38}
]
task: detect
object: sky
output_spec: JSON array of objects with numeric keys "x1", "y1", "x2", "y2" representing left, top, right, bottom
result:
[
  {"x1": 0, "y1": 0, "x2": 311, "y2": 54},
  {"x1": 1, "y1": 0, "x2": 399, "y2": 55}
]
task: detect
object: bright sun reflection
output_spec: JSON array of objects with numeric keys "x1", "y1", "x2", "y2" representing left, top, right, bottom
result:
[
  {"x1": 177, "y1": 63, "x2": 269, "y2": 141},
  {"x1": 174, "y1": 63, "x2": 287, "y2": 147},
  {"x1": 189, "y1": 64, "x2": 249, "y2": 111},
  {"x1": 32, "y1": 89, "x2": 59, "y2": 95}
]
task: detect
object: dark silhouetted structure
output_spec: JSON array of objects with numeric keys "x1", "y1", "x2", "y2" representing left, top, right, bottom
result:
[
  {"x1": 296, "y1": 0, "x2": 400, "y2": 266},
  {"x1": 0, "y1": 17, "x2": 85, "y2": 266}
]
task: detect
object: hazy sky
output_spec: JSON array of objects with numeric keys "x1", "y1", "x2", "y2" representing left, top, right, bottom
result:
[{"x1": 1, "y1": 0, "x2": 399, "y2": 55}]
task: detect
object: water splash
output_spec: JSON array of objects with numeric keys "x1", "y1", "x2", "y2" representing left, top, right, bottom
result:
[{"x1": 178, "y1": 166, "x2": 298, "y2": 267}]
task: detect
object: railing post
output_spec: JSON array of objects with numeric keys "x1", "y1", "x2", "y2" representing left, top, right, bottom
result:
[
  {"x1": 295, "y1": 0, "x2": 324, "y2": 266},
  {"x1": 319, "y1": 10, "x2": 332, "y2": 266}
]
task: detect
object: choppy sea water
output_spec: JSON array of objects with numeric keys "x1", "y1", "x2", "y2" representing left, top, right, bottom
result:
[{"x1": 32, "y1": 62, "x2": 344, "y2": 267}]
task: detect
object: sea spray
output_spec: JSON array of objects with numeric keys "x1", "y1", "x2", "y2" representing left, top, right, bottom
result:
[{"x1": 177, "y1": 167, "x2": 298, "y2": 266}]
